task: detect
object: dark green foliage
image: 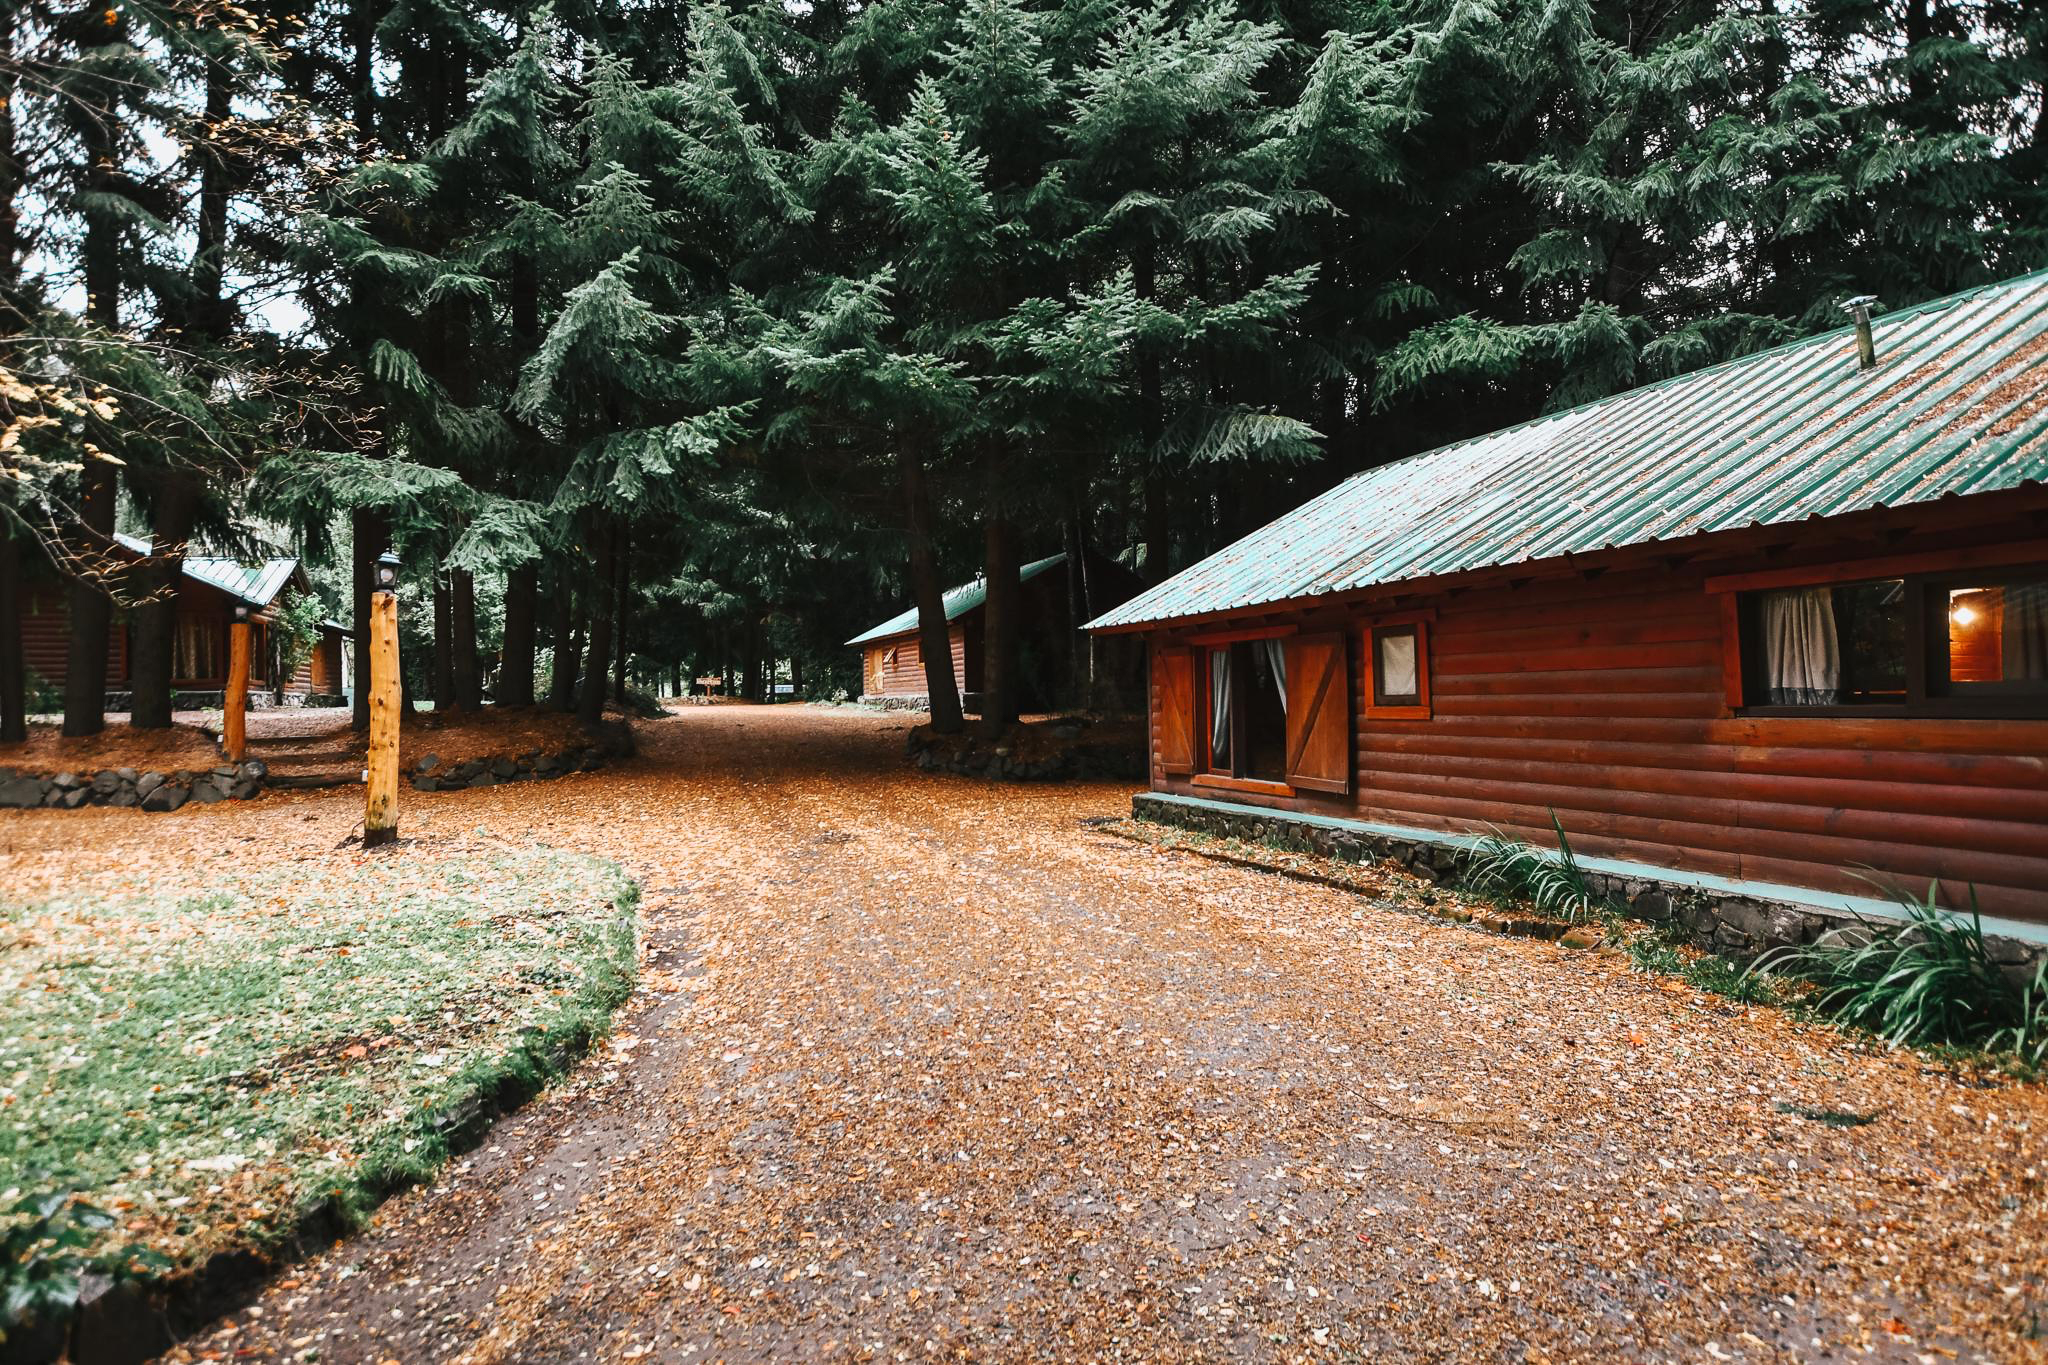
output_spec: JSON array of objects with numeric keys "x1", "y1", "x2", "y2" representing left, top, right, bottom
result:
[
  {"x1": 6, "y1": 0, "x2": 2043, "y2": 723},
  {"x1": 0, "y1": 1193, "x2": 168, "y2": 1345},
  {"x1": 1459, "y1": 810, "x2": 1603, "y2": 922},
  {"x1": 1754, "y1": 885, "x2": 2047, "y2": 1063}
]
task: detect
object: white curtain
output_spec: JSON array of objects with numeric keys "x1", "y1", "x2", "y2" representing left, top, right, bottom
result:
[
  {"x1": 1262, "y1": 638, "x2": 1287, "y2": 714},
  {"x1": 1209, "y1": 648, "x2": 1231, "y2": 764},
  {"x1": 1763, "y1": 587, "x2": 1841, "y2": 705},
  {"x1": 2005, "y1": 583, "x2": 2048, "y2": 681}
]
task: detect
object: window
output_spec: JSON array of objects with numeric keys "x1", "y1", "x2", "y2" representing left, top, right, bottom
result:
[
  {"x1": 1750, "y1": 579, "x2": 1906, "y2": 706},
  {"x1": 1203, "y1": 639, "x2": 1289, "y2": 783},
  {"x1": 1939, "y1": 578, "x2": 2048, "y2": 695},
  {"x1": 172, "y1": 613, "x2": 219, "y2": 682},
  {"x1": 1735, "y1": 565, "x2": 2048, "y2": 715},
  {"x1": 1366, "y1": 620, "x2": 1431, "y2": 719},
  {"x1": 1372, "y1": 625, "x2": 1420, "y2": 705}
]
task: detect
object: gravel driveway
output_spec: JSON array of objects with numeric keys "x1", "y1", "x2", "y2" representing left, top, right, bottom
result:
[{"x1": 5, "y1": 705, "x2": 2041, "y2": 1363}]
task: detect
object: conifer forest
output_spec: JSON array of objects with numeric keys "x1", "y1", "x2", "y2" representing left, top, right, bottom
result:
[{"x1": 2, "y1": 0, "x2": 2044, "y2": 735}]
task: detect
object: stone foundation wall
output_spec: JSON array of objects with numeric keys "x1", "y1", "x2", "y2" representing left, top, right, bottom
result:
[
  {"x1": 410, "y1": 743, "x2": 612, "y2": 791},
  {"x1": 908, "y1": 723, "x2": 1145, "y2": 782},
  {"x1": 0, "y1": 762, "x2": 269, "y2": 812},
  {"x1": 1132, "y1": 792, "x2": 2046, "y2": 979}
]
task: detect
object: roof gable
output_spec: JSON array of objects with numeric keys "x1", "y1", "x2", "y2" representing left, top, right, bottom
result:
[
  {"x1": 847, "y1": 553, "x2": 1066, "y2": 647},
  {"x1": 1088, "y1": 269, "x2": 2048, "y2": 631},
  {"x1": 113, "y1": 534, "x2": 302, "y2": 607}
]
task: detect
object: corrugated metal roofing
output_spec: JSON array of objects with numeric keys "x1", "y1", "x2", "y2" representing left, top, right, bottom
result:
[
  {"x1": 113, "y1": 533, "x2": 301, "y2": 607},
  {"x1": 1087, "y1": 269, "x2": 2048, "y2": 632},
  {"x1": 846, "y1": 553, "x2": 1066, "y2": 647}
]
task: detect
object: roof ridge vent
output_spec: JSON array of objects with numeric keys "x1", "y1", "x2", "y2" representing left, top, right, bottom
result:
[{"x1": 1842, "y1": 294, "x2": 1881, "y2": 371}]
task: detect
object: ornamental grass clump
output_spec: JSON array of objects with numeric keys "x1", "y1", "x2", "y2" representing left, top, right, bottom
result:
[
  {"x1": 1753, "y1": 885, "x2": 2047, "y2": 1066},
  {"x1": 1459, "y1": 810, "x2": 1601, "y2": 923}
]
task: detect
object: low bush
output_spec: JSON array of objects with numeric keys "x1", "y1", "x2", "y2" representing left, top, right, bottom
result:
[
  {"x1": 1753, "y1": 884, "x2": 2046, "y2": 1065},
  {"x1": 1459, "y1": 810, "x2": 1603, "y2": 923}
]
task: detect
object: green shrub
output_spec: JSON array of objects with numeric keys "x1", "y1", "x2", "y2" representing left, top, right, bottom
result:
[
  {"x1": 23, "y1": 668, "x2": 59, "y2": 715},
  {"x1": 1460, "y1": 810, "x2": 1601, "y2": 923},
  {"x1": 1753, "y1": 884, "x2": 2044, "y2": 1062},
  {"x1": 1, "y1": 1193, "x2": 167, "y2": 1346},
  {"x1": 1685, "y1": 954, "x2": 1778, "y2": 1004}
]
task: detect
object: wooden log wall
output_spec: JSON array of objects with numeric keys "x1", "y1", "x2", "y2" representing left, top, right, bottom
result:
[
  {"x1": 1146, "y1": 529, "x2": 2048, "y2": 919},
  {"x1": 867, "y1": 624, "x2": 969, "y2": 697}
]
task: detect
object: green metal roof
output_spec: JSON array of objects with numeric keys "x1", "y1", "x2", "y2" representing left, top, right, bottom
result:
[
  {"x1": 1088, "y1": 270, "x2": 2048, "y2": 632},
  {"x1": 113, "y1": 534, "x2": 301, "y2": 608},
  {"x1": 847, "y1": 553, "x2": 1066, "y2": 647}
]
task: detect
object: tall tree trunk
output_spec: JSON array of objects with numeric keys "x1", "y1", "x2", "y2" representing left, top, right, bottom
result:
[
  {"x1": 450, "y1": 567, "x2": 479, "y2": 709},
  {"x1": 500, "y1": 562, "x2": 537, "y2": 706},
  {"x1": 741, "y1": 613, "x2": 760, "y2": 702},
  {"x1": 577, "y1": 521, "x2": 615, "y2": 726},
  {"x1": 1063, "y1": 513, "x2": 1087, "y2": 711},
  {"x1": 128, "y1": 481, "x2": 194, "y2": 728},
  {"x1": 0, "y1": 527, "x2": 24, "y2": 743},
  {"x1": 432, "y1": 573, "x2": 453, "y2": 708},
  {"x1": 1, "y1": 23, "x2": 25, "y2": 741},
  {"x1": 979, "y1": 492, "x2": 1021, "y2": 737},
  {"x1": 132, "y1": 43, "x2": 231, "y2": 733},
  {"x1": 611, "y1": 528, "x2": 630, "y2": 703},
  {"x1": 62, "y1": 21, "x2": 125, "y2": 739},
  {"x1": 1135, "y1": 238, "x2": 1169, "y2": 584},
  {"x1": 548, "y1": 568, "x2": 578, "y2": 710},
  {"x1": 188, "y1": 54, "x2": 234, "y2": 340},
  {"x1": 61, "y1": 461, "x2": 117, "y2": 737},
  {"x1": 0, "y1": 8, "x2": 19, "y2": 317},
  {"x1": 898, "y1": 440, "x2": 964, "y2": 732},
  {"x1": 350, "y1": 508, "x2": 387, "y2": 729}
]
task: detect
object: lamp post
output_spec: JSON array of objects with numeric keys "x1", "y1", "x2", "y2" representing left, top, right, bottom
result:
[
  {"x1": 225, "y1": 603, "x2": 251, "y2": 762},
  {"x1": 365, "y1": 551, "x2": 402, "y2": 848}
]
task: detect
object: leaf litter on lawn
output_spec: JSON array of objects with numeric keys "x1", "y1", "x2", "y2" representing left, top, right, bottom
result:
[
  {"x1": 0, "y1": 836, "x2": 637, "y2": 1274},
  {"x1": 4, "y1": 704, "x2": 2045, "y2": 1364}
]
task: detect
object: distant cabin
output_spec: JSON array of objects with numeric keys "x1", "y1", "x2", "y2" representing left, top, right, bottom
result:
[
  {"x1": 849, "y1": 551, "x2": 1142, "y2": 712},
  {"x1": 18, "y1": 536, "x2": 350, "y2": 709},
  {"x1": 1089, "y1": 270, "x2": 2048, "y2": 920}
]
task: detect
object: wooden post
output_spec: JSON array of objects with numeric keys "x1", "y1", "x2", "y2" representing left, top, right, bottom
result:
[
  {"x1": 224, "y1": 618, "x2": 250, "y2": 761},
  {"x1": 364, "y1": 587, "x2": 400, "y2": 847}
]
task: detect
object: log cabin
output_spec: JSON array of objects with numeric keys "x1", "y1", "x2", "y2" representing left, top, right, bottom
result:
[
  {"x1": 18, "y1": 536, "x2": 350, "y2": 708},
  {"x1": 850, "y1": 551, "x2": 1143, "y2": 710},
  {"x1": 1088, "y1": 270, "x2": 2048, "y2": 923}
]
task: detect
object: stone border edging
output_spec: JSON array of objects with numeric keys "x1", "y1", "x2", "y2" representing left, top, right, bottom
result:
[
  {"x1": 410, "y1": 742, "x2": 615, "y2": 791},
  {"x1": 0, "y1": 762, "x2": 268, "y2": 812},
  {"x1": 1131, "y1": 791, "x2": 2047, "y2": 980}
]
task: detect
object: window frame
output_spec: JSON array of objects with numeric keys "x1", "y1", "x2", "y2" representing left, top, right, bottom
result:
[
  {"x1": 1365, "y1": 618, "x2": 1432, "y2": 720},
  {"x1": 1718, "y1": 558, "x2": 2048, "y2": 720}
]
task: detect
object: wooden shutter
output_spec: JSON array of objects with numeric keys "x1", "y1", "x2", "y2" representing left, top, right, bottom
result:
[
  {"x1": 1284, "y1": 633, "x2": 1350, "y2": 794},
  {"x1": 1155, "y1": 645, "x2": 1196, "y2": 775}
]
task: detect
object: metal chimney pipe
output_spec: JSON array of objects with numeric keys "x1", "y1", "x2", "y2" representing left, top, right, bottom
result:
[{"x1": 1843, "y1": 295, "x2": 1880, "y2": 370}]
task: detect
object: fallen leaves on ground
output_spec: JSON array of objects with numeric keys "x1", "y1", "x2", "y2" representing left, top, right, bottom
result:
[
  {"x1": 4, "y1": 705, "x2": 2042, "y2": 1364},
  {"x1": 0, "y1": 717, "x2": 220, "y2": 774}
]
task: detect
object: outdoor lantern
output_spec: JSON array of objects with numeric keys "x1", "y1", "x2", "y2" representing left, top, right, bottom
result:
[
  {"x1": 233, "y1": 603, "x2": 249, "y2": 623},
  {"x1": 375, "y1": 550, "x2": 401, "y2": 590}
]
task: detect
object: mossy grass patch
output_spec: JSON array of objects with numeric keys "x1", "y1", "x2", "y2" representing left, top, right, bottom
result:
[{"x1": 0, "y1": 841, "x2": 638, "y2": 1284}]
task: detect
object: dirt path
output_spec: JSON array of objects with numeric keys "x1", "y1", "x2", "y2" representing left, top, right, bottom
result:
[{"x1": 4, "y1": 706, "x2": 2042, "y2": 1363}]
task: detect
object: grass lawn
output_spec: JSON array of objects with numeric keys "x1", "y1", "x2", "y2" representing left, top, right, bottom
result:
[{"x1": 0, "y1": 840, "x2": 637, "y2": 1295}]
